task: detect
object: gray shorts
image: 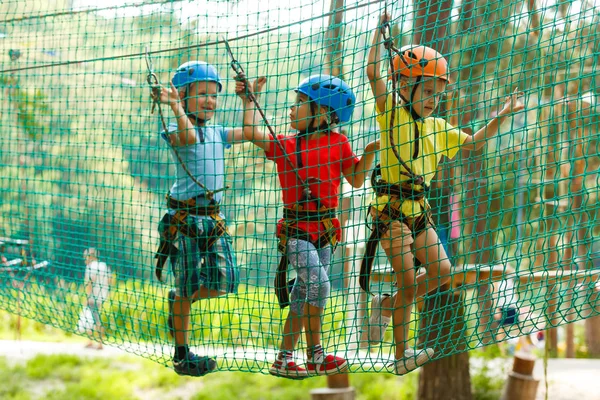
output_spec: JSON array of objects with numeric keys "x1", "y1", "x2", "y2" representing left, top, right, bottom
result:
[{"x1": 286, "y1": 239, "x2": 332, "y2": 314}]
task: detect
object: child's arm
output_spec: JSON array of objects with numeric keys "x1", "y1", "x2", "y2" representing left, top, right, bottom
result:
[
  {"x1": 367, "y1": 13, "x2": 391, "y2": 113},
  {"x1": 229, "y1": 77, "x2": 267, "y2": 143},
  {"x1": 343, "y1": 140, "x2": 380, "y2": 188},
  {"x1": 461, "y1": 88, "x2": 525, "y2": 152},
  {"x1": 153, "y1": 82, "x2": 197, "y2": 146},
  {"x1": 235, "y1": 77, "x2": 271, "y2": 153}
]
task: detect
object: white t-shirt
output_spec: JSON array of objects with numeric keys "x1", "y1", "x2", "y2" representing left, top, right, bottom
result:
[
  {"x1": 85, "y1": 261, "x2": 111, "y2": 302},
  {"x1": 496, "y1": 279, "x2": 518, "y2": 309}
]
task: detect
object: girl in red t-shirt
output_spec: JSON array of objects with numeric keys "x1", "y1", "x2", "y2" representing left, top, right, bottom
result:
[{"x1": 237, "y1": 74, "x2": 378, "y2": 378}]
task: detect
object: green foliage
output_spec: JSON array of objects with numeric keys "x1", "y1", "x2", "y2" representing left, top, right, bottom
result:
[
  {"x1": 0, "y1": 354, "x2": 193, "y2": 400},
  {"x1": 0, "y1": 353, "x2": 422, "y2": 400},
  {"x1": 471, "y1": 360, "x2": 506, "y2": 400},
  {"x1": 0, "y1": 358, "x2": 31, "y2": 400},
  {"x1": 0, "y1": 74, "x2": 51, "y2": 140}
]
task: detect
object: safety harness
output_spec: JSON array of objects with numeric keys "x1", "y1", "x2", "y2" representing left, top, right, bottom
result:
[
  {"x1": 359, "y1": 166, "x2": 433, "y2": 293},
  {"x1": 154, "y1": 195, "x2": 228, "y2": 282}
]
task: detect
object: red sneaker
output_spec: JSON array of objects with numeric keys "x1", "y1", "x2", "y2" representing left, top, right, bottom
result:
[
  {"x1": 269, "y1": 359, "x2": 308, "y2": 380},
  {"x1": 306, "y1": 354, "x2": 348, "y2": 376}
]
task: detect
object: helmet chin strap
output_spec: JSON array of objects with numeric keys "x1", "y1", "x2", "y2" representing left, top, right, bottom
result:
[
  {"x1": 186, "y1": 113, "x2": 205, "y2": 126},
  {"x1": 397, "y1": 76, "x2": 424, "y2": 160},
  {"x1": 297, "y1": 102, "x2": 328, "y2": 136},
  {"x1": 183, "y1": 92, "x2": 206, "y2": 142},
  {"x1": 398, "y1": 76, "x2": 424, "y2": 122}
]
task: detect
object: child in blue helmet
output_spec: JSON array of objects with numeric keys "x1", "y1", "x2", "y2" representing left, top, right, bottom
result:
[
  {"x1": 153, "y1": 61, "x2": 261, "y2": 376},
  {"x1": 236, "y1": 74, "x2": 379, "y2": 378}
]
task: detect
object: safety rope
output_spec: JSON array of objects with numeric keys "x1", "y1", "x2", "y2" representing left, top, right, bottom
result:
[
  {"x1": 223, "y1": 37, "x2": 316, "y2": 202},
  {"x1": 380, "y1": 6, "x2": 426, "y2": 187}
]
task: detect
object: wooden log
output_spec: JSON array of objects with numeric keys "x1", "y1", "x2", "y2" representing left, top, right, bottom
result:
[
  {"x1": 313, "y1": 375, "x2": 354, "y2": 400},
  {"x1": 452, "y1": 264, "x2": 516, "y2": 287},
  {"x1": 310, "y1": 374, "x2": 355, "y2": 400},
  {"x1": 501, "y1": 352, "x2": 539, "y2": 400},
  {"x1": 310, "y1": 387, "x2": 355, "y2": 400},
  {"x1": 512, "y1": 352, "x2": 536, "y2": 376},
  {"x1": 501, "y1": 371, "x2": 540, "y2": 400},
  {"x1": 519, "y1": 269, "x2": 600, "y2": 285},
  {"x1": 327, "y1": 374, "x2": 350, "y2": 389},
  {"x1": 418, "y1": 286, "x2": 472, "y2": 400}
]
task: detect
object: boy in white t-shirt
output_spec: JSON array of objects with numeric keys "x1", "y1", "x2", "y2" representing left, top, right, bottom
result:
[{"x1": 83, "y1": 248, "x2": 112, "y2": 350}]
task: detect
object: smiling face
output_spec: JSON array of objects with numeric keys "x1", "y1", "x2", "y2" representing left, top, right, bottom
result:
[
  {"x1": 289, "y1": 93, "x2": 328, "y2": 131},
  {"x1": 180, "y1": 81, "x2": 219, "y2": 121},
  {"x1": 399, "y1": 77, "x2": 447, "y2": 118}
]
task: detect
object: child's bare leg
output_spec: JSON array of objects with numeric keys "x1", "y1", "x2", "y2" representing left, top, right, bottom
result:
[
  {"x1": 96, "y1": 323, "x2": 105, "y2": 349},
  {"x1": 379, "y1": 228, "x2": 452, "y2": 315},
  {"x1": 303, "y1": 303, "x2": 322, "y2": 350},
  {"x1": 270, "y1": 304, "x2": 309, "y2": 378},
  {"x1": 173, "y1": 287, "x2": 225, "y2": 345},
  {"x1": 280, "y1": 309, "x2": 303, "y2": 351},
  {"x1": 384, "y1": 244, "x2": 417, "y2": 360},
  {"x1": 195, "y1": 286, "x2": 226, "y2": 300},
  {"x1": 413, "y1": 227, "x2": 452, "y2": 298},
  {"x1": 173, "y1": 295, "x2": 192, "y2": 346}
]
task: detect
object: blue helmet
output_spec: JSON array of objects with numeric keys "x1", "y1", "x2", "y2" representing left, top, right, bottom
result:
[
  {"x1": 295, "y1": 74, "x2": 356, "y2": 124},
  {"x1": 172, "y1": 61, "x2": 222, "y2": 92}
]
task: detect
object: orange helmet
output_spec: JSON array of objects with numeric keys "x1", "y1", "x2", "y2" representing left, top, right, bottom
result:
[{"x1": 388, "y1": 45, "x2": 449, "y2": 82}]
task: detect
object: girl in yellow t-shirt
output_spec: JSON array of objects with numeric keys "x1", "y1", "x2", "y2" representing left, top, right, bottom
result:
[{"x1": 364, "y1": 12, "x2": 525, "y2": 375}]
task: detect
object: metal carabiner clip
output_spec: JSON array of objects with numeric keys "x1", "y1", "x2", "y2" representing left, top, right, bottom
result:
[{"x1": 145, "y1": 47, "x2": 161, "y2": 114}]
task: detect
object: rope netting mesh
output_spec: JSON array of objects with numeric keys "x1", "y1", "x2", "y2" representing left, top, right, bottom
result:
[{"x1": 0, "y1": 0, "x2": 599, "y2": 376}]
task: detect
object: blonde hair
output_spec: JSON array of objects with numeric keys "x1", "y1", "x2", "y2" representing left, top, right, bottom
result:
[{"x1": 83, "y1": 248, "x2": 99, "y2": 259}]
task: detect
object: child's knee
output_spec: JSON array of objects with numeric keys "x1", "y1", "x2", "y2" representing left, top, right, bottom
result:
[
  {"x1": 307, "y1": 280, "x2": 330, "y2": 309},
  {"x1": 440, "y1": 261, "x2": 452, "y2": 280},
  {"x1": 289, "y1": 298, "x2": 304, "y2": 315},
  {"x1": 399, "y1": 287, "x2": 416, "y2": 303}
]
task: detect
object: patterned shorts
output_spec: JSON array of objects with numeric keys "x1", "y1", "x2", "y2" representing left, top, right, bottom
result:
[{"x1": 170, "y1": 215, "x2": 239, "y2": 298}]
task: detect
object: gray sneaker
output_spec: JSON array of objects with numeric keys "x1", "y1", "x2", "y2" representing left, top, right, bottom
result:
[
  {"x1": 368, "y1": 294, "x2": 392, "y2": 344},
  {"x1": 393, "y1": 348, "x2": 434, "y2": 375},
  {"x1": 173, "y1": 352, "x2": 217, "y2": 377}
]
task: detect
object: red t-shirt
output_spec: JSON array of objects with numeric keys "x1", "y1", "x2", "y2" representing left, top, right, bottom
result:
[{"x1": 264, "y1": 132, "x2": 359, "y2": 242}]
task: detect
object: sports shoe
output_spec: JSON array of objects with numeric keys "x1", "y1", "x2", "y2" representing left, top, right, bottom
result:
[
  {"x1": 393, "y1": 348, "x2": 434, "y2": 375},
  {"x1": 173, "y1": 352, "x2": 217, "y2": 377},
  {"x1": 306, "y1": 354, "x2": 348, "y2": 376},
  {"x1": 369, "y1": 294, "x2": 392, "y2": 344},
  {"x1": 269, "y1": 359, "x2": 309, "y2": 380},
  {"x1": 167, "y1": 289, "x2": 176, "y2": 338}
]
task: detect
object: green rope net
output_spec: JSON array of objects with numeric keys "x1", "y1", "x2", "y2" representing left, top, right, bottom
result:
[{"x1": 1, "y1": 0, "x2": 599, "y2": 376}]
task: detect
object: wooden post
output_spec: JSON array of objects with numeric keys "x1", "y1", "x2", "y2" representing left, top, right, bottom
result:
[
  {"x1": 500, "y1": 352, "x2": 539, "y2": 400},
  {"x1": 545, "y1": 283, "x2": 559, "y2": 357},
  {"x1": 417, "y1": 285, "x2": 472, "y2": 400},
  {"x1": 310, "y1": 375, "x2": 354, "y2": 400}
]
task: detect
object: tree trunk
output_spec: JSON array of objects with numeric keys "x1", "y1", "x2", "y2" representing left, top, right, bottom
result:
[
  {"x1": 585, "y1": 316, "x2": 600, "y2": 357},
  {"x1": 586, "y1": 239, "x2": 600, "y2": 356},
  {"x1": 413, "y1": 0, "x2": 453, "y2": 54},
  {"x1": 559, "y1": 98, "x2": 588, "y2": 358},
  {"x1": 418, "y1": 287, "x2": 472, "y2": 400},
  {"x1": 527, "y1": 0, "x2": 541, "y2": 37},
  {"x1": 324, "y1": 0, "x2": 345, "y2": 77}
]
